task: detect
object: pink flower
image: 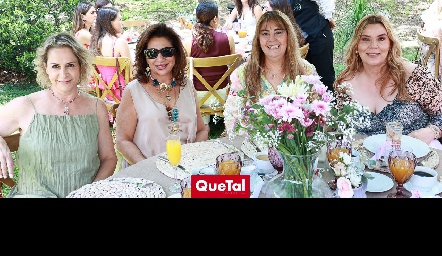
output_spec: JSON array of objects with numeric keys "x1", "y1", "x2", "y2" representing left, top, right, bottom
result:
[
  {"x1": 337, "y1": 177, "x2": 354, "y2": 198},
  {"x1": 229, "y1": 69, "x2": 242, "y2": 91},
  {"x1": 301, "y1": 74, "x2": 322, "y2": 85},
  {"x1": 321, "y1": 92, "x2": 333, "y2": 102},
  {"x1": 312, "y1": 83, "x2": 327, "y2": 95},
  {"x1": 311, "y1": 100, "x2": 330, "y2": 116}
]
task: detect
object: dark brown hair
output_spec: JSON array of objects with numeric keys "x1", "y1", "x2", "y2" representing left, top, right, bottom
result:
[
  {"x1": 193, "y1": 1, "x2": 218, "y2": 52},
  {"x1": 134, "y1": 23, "x2": 187, "y2": 86},
  {"x1": 89, "y1": 7, "x2": 120, "y2": 56}
]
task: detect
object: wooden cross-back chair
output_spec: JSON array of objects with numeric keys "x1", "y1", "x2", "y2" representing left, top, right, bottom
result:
[
  {"x1": 0, "y1": 133, "x2": 19, "y2": 198},
  {"x1": 417, "y1": 30, "x2": 440, "y2": 79},
  {"x1": 122, "y1": 19, "x2": 150, "y2": 33},
  {"x1": 178, "y1": 16, "x2": 191, "y2": 30},
  {"x1": 92, "y1": 56, "x2": 132, "y2": 120},
  {"x1": 187, "y1": 53, "x2": 242, "y2": 118},
  {"x1": 300, "y1": 43, "x2": 309, "y2": 59}
]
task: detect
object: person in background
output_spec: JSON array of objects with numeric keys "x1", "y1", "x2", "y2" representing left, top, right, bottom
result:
[
  {"x1": 95, "y1": 0, "x2": 114, "y2": 12},
  {"x1": 0, "y1": 32, "x2": 117, "y2": 198},
  {"x1": 334, "y1": 14, "x2": 442, "y2": 149},
  {"x1": 72, "y1": 2, "x2": 97, "y2": 49},
  {"x1": 183, "y1": 1, "x2": 235, "y2": 125},
  {"x1": 90, "y1": 6, "x2": 132, "y2": 102},
  {"x1": 420, "y1": 0, "x2": 442, "y2": 81},
  {"x1": 223, "y1": 10, "x2": 317, "y2": 135},
  {"x1": 289, "y1": 0, "x2": 336, "y2": 92},
  {"x1": 224, "y1": 0, "x2": 263, "y2": 38},
  {"x1": 262, "y1": 0, "x2": 305, "y2": 46},
  {"x1": 116, "y1": 23, "x2": 209, "y2": 169}
]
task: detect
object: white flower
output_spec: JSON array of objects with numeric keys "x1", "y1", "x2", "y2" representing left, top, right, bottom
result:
[
  {"x1": 340, "y1": 151, "x2": 352, "y2": 165},
  {"x1": 277, "y1": 78, "x2": 309, "y2": 97}
]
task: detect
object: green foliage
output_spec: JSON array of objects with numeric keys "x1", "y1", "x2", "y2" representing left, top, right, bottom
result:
[
  {"x1": 333, "y1": 0, "x2": 377, "y2": 62},
  {"x1": 0, "y1": 83, "x2": 42, "y2": 105},
  {"x1": 0, "y1": 0, "x2": 77, "y2": 83},
  {"x1": 119, "y1": 0, "x2": 198, "y2": 22}
]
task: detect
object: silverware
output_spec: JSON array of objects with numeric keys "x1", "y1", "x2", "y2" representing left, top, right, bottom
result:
[
  {"x1": 248, "y1": 139, "x2": 261, "y2": 152},
  {"x1": 157, "y1": 155, "x2": 186, "y2": 171}
]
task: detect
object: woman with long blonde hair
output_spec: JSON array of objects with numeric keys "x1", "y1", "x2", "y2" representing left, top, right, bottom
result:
[{"x1": 334, "y1": 14, "x2": 442, "y2": 149}]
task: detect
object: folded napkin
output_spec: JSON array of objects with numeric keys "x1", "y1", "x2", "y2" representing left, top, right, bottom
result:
[{"x1": 370, "y1": 140, "x2": 392, "y2": 161}]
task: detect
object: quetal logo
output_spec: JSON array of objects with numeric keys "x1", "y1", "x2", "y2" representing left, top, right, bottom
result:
[{"x1": 191, "y1": 175, "x2": 250, "y2": 198}]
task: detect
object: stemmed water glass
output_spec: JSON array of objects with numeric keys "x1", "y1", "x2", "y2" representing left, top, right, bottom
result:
[
  {"x1": 387, "y1": 148, "x2": 417, "y2": 198},
  {"x1": 166, "y1": 133, "x2": 182, "y2": 193}
]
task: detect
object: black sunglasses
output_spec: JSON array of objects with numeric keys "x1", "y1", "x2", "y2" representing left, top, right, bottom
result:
[{"x1": 144, "y1": 47, "x2": 176, "y2": 59}]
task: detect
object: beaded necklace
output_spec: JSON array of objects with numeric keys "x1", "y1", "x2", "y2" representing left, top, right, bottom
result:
[
  {"x1": 150, "y1": 78, "x2": 181, "y2": 134},
  {"x1": 48, "y1": 87, "x2": 80, "y2": 115},
  {"x1": 150, "y1": 74, "x2": 177, "y2": 101}
]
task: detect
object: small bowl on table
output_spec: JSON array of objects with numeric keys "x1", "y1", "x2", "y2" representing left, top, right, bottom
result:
[
  {"x1": 252, "y1": 151, "x2": 275, "y2": 174},
  {"x1": 409, "y1": 166, "x2": 438, "y2": 192}
]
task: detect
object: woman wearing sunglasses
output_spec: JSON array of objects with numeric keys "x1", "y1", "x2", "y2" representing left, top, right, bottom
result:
[{"x1": 115, "y1": 23, "x2": 210, "y2": 169}]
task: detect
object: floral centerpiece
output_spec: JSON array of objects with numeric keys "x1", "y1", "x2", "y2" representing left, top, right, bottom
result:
[
  {"x1": 232, "y1": 75, "x2": 370, "y2": 198},
  {"x1": 332, "y1": 151, "x2": 373, "y2": 198}
]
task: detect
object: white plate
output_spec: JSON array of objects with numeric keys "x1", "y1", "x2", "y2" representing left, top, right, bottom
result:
[
  {"x1": 404, "y1": 181, "x2": 442, "y2": 197},
  {"x1": 366, "y1": 171, "x2": 394, "y2": 192},
  {"x1": 363, "y1": 134, "x2": 430, "y2": 158}
]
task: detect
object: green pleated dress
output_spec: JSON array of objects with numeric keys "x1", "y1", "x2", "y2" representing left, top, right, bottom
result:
[{"x1": 7, "y1": 96, "x2": 100, "y2": 198}]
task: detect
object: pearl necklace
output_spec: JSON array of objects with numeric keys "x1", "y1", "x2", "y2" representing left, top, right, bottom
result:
[{"x1": 48, "y1": 88, "x2": 80, "y2": 115}]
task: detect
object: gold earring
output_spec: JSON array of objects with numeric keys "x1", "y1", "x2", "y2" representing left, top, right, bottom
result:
[{"x1": 145, "y1": 66, "x2": 151, "y2": 77}]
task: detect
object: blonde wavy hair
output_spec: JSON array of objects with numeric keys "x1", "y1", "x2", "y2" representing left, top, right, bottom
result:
[
  {"x1": 34, "y1": 32, "x2": 94, "y2": 88},
  {"x1": 334, "y1": 14, "x2": 411, "y2": 101},
  {"x1": 245, "y1": 10, "x2": 305, "y2": 102}
]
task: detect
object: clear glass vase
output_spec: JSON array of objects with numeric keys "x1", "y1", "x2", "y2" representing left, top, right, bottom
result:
[{"x1": 264, "y1": 151, "x2": 318, "y2": 198}]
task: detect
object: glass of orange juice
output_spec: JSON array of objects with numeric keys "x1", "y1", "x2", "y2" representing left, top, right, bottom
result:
[
  {"x1": 387, "y1": 148, "x2": 416, "y2": 198},
  {"x1": 166, "y1": 133, "x2": 182, "y2": 193},
  {"x1": 216, "y1": 152, "x2": 242, "y2": 175}
]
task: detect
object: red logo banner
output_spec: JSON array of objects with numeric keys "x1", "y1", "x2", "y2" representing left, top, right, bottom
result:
[{"x1": 191, "y1": 175, "x2": 250, "y2": 198}]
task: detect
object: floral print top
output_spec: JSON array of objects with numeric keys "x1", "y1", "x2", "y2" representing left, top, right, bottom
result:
[
  {"x1": 223, "y1": 59, "x2": 317, "y2": 135},
  {"x1": 335, "y1": 64, "x2": 442, "y2": 136}
]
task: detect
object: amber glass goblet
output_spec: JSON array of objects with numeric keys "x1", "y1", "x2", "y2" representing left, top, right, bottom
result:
[{"x1": 387, "y1": 149, "x2": 417, "y2": 198}]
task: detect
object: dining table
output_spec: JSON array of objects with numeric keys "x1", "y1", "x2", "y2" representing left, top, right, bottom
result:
[{"x1": 109, "y1": 133, "x2": 442, "y2": 198}]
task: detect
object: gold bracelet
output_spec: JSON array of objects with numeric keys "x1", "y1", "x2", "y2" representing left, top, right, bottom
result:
[{"x1": 428, "y1": 124, "x2": 441, "y2": 140}]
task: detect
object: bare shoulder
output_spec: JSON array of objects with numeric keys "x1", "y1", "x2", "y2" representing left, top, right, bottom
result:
[
  {"x1": 115, "y1": 36, "x2": 129, "y2": 46},
  {"x1": 402, "y1": 59, "x2": 418, "y2": 76}
]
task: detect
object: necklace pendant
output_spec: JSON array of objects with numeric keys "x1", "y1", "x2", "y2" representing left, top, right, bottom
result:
[
  {"x1": 166, "y1": 93, "x2": 171, "y2": 101},
  {"x1": 64, "y1": 106, "x2": 69, "y2": 115},
  {"x1": 160, "y1": 82, "x2": 171, "y2": 90},
  {"x1": 168, "y1": 122, "x2": 182, "y2": 134}
]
